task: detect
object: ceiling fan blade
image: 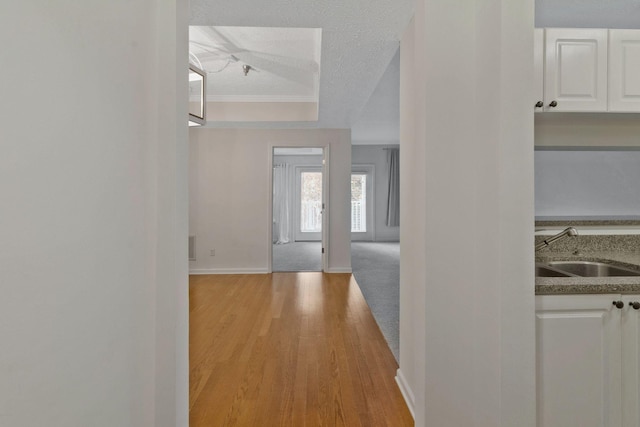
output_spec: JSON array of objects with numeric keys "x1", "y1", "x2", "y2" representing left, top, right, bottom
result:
[
  {"x1": 231, "y1": 51, "x2": 314, "y2": 87},
  {"x1": 188, "y1": 41, "x2": 230, "y2": 62},
  {"x1": 196, "y1": 27, "x2": 246, "y2": 55},
  {"x1": 194, "y1": 50, "x2": 233, "y2": 63}
]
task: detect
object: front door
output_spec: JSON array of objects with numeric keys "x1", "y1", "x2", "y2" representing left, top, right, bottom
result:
[{"x1": 295, "y1": 166, "x2": 323, "y2": 242}]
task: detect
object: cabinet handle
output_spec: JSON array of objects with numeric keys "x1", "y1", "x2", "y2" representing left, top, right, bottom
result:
[
  {"x1": 630, "y1": 302, "x2": 640, "y2": 310},
  {"x1": 548, "y1": 101, "x2": 558, "y2": 108},
  {"x1": 613, "y1": 300, "x2": 624, "y2": 309},
  {"x1": 535, "y1": 101, "x2": 544, "y2": 108}
]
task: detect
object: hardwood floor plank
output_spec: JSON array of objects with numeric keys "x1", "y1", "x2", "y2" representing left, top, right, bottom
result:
[
  {"x1": 291, "y1": 335, "x2": 309, "y2": 425},
  {"x1": 190, "y1": 272, "x2": 413, "y2": 426}
]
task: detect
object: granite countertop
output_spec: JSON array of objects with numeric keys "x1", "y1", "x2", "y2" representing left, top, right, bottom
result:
[
  {"x1": 535, "y1": 218, "x2": 640, "y2": 227},
  {"x1": 535, "y1": 251, "x2": 640, "y2": 295}
]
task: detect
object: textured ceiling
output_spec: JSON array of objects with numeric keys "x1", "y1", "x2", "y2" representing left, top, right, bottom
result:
[
  {"x1": 352, "y1": 47, "x2": 399, "y2": 144},
  {"x1": 190, "y1": 0, "x2": 413, "y2": 129}
]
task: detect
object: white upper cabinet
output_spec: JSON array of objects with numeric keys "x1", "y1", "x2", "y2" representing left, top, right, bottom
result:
[
  {"x1": 609, "y1": 30, "x2": 640, "y2": 112},
  {"x1": 534, "y1": 28, "x2": 545, "y2": 112},
  {"x1": 544, "y1": 28, "x2": 608, "y2": 112}
]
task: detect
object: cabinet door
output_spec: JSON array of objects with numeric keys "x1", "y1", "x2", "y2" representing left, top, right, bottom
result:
[
  {"x1": 622, "y1": 295, "x2": 640, "y2": 427},
  {"x1": 609, "y1": 30, "x2": 640, "y2": 112},
  {"x1": 534, "y1": 28, "x2": 545, "y2": 112},
  {"x1": 536, "y1": 294, "x2": 622, "y2": 427},
  {"x1": 544, "y1": 28, "x2": 608, "y2": 112}
]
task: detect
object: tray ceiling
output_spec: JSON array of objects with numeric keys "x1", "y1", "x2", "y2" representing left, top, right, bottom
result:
[
  {"x1": 189, "y1": 0, "x2": 412, "y2": 129},
  {"x1": 190, "y1": 26, "x2": 322, "y2": 103}
]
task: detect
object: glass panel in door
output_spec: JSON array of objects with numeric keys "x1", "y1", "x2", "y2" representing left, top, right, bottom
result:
[
  {"x1": 351, "y1": 174, "x2": 367, "y2": 232},
  {"x1": 297, "y1": 170, "x2": 322, "y2": 241}
]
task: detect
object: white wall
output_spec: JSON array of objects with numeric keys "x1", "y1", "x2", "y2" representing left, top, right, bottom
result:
[
  {"x1": 536, "y1": 150, "x2": 640, "y2": 218},
  {"x1": 351, "y1": 48, "x2": 400, "y2": 144},
  {"x1": 156, "y1": 1, "x2": 190, "y2": 425},
  {"x1": 0, "y1": 1, "x2": 188, "y2": 427},
  {"x1": 535, "y1": 114, "x2": 640, "y2": 148},
  {"x1": 399, "y1": 0, "x2": 536, "y2": 425},
  {"x1": 189, "y1": 128, "x2": 352, "y2": 273},
  {"x1": 207, "y1": 101, "x2": 318, "y2": 122},
  {"x1": 398, "y1": 19, "x2": 421, "y2": 416},
  {"x1": 536, "y1": 0, "x2": 640, "y2": 28},
  {"x1": 352, "y1": 145, "x2": 400, "y2": 241}
]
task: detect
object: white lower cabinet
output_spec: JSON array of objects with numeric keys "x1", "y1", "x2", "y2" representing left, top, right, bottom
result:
[
  {"x1": 536, "y1": 294, "x2": 640, "y2": 427},
  {"x1": 622, "y1": 296, "x2": 640, "y2": 427}
]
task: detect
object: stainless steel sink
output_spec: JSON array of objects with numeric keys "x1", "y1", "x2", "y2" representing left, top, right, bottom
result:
[
  {"x1": 546, "y1": 261, "x2": 640, "y2": 277},
  {"x1": 535, "y1": 263, "x2": 575, "y2": 277}
]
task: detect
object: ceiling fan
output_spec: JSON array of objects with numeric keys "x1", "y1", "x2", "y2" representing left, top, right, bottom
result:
[{"x1": 189, "y1": 26, "x2": 319, "y2": 87}]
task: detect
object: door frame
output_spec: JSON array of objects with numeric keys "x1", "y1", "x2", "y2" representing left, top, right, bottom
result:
[{"x1": 268, "y1": 145, "x2": 330, "y2": 273}]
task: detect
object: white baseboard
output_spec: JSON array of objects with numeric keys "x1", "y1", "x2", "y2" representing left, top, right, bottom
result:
[
  {"x1": 324, "y1": 267, "x2": 352, "y2": 273},
  {"x1": 395, "y1": 368, "x2": 415, "y2": 419},
  {"x1": 189, "y1": 268, "x2": 269, "y2": 275}
]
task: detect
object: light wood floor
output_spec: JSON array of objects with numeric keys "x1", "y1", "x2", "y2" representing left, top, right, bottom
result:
[{"x1": 189, "y1": 272, "x2": 413, "y2": 427}]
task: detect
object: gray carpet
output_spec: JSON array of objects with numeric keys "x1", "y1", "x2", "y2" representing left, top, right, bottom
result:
[
  {"x1": 351, "y1": 242, "x2": 400, "y2": 361},
  {"x1": 272, "y1": 241, "x2": 322, "y2": 271}
]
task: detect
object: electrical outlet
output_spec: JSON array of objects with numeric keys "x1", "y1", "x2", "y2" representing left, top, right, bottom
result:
[{"x1": 210, "y1": 249, "x2": 215, "y2": 256}]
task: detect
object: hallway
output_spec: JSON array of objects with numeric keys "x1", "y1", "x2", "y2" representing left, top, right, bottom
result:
[
  {"x1": 189, "y1": 272, "x2": 412, "y2": 426},
  {"x1": 351, "y1": 242, "x2": 400, "y2": 361}
]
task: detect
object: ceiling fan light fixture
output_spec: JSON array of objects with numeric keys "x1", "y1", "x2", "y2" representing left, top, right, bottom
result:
[{"x1": 242, "y1": 64, "x2": 252, "y2": 76}]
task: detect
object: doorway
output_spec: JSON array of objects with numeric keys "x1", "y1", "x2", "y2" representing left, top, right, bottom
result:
[
  {"x1": 271, "y1": 147, "x2": 327, "y2": 272},
  {"x1": 349, "y1": 147, "x2": 401, "y2": 361}
]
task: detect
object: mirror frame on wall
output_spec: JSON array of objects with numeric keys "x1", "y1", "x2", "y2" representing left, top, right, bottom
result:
[{"x1": 188, "y1": 64, "x2": 206, "y2": 126}]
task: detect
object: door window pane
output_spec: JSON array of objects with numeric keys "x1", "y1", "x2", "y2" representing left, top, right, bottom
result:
[
  {"x1": 300, "y1": 172, "x2": 322, "y2": 232},
  {"x1": 351, "y1": 174, "x2": 366, "y2": 232}
]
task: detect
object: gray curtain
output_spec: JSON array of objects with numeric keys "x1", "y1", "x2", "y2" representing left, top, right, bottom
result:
[
  {"x1": 273, "y1": 163, "x2": 292, "y2": 244},
  {"x1": 386, "y1": 148, "x2": 400, "y2": 226}
]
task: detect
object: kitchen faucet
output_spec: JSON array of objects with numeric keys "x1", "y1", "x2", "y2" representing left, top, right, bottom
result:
[{"x1": 535, "y1": 227, "x2": 578, "y2": 252}]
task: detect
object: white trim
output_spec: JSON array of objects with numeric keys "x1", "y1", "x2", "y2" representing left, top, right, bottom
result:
[
  {"x1": 395, "y1": 369, "x2": 415, "y2": 419},
  {"x1": 322, "y1": 145, "x2": 330, "y2": 273},
  {"x1": 274, "y1": 147, "x2": 323, "y2": 156},
  {"x1": 268, "y1": 148, "x2": 274, "y2": 273},
  {"x1": 207, "y1": 95, "x2": 318, "y2": 103},
  {"x1": 324, "y1": 267, "x2": 352, "y2": 273},
  {"x1": 189, "y1": 268, "x2": 269, "y2": 275}
]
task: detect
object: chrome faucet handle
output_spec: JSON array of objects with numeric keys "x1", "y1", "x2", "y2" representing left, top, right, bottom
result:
[{"x1": 535, "y1": 227, "x2": 579, "y2": 252}]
